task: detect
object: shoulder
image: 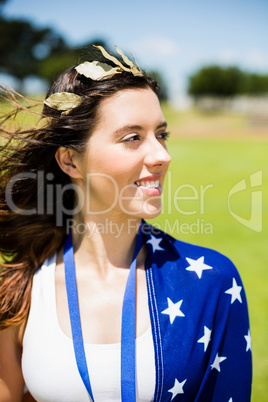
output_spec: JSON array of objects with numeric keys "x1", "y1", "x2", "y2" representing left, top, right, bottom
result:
[
  {"x1": 143, "y1": 221, "x2": 241, "y2": 287},
  {"x1": 144, "y1": 222, "x2": 249, "y2": 323}
]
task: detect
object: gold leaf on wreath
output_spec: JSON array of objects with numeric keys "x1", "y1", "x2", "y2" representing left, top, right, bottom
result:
[
  {"x1": 43, "y1": 45, "x2": 143, "y2": 113},
  {"x1": 36, "y1": 116, "x2": 52, "y2": 128},
  {"x1": 44, "y1": 92, "x2": 82, "y2": 111},
  {"x1": 93, "y1": 45, "x2": 126, "y2": 71},
  {"x1": 75, "y1": 61, "x2": 121, "y2": 80},
  {"x1": 93, "y1": 45, "x2": 143, "y2": 77},
  {"x1": 114, "y1": 46, "x2": 143, "y2": 76}
]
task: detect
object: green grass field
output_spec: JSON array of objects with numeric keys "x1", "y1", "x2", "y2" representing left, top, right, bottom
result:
[
  {"x1": 1, "y1": 99, "x2": 267, "y2": 400},
  {"x1": 150, "y1": 105, "x2": 268, "y2": 401}
]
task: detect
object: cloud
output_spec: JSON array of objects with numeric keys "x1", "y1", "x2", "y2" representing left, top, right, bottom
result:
[
  {"x1": 216, "y1": 48, "x2": 268, "y2": 71},
  {"x1": 217, "y1": 49, "x2": 238, "y2": 65},
  {"x1": 244, "y1": 48, "x2": 268, "y2": 70},
  {"x1": 130, "y1": 36, "x2": 181, "y2": 61}
]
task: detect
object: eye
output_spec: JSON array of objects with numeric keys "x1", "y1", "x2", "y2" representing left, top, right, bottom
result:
[
  {"x1": 122, "y1": 134, "x2": 141, "y2": 143},
  {"x1": 157, "y1": 131, "x2": 170, "y2": 141}
]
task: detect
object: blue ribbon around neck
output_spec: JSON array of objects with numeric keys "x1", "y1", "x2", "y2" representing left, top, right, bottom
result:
[{"x1": 63, "y1": 221, "x2": 144, "y2": 401}]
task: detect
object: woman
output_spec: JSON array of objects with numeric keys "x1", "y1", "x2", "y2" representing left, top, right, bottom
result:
[{"x1": 0, "y1": 46, "x2": 252, "y2": 401}]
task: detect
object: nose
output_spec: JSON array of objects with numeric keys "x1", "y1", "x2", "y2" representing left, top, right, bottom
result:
[{"x1": 144, "y1": 136, "x2": 172, "y2": 168}]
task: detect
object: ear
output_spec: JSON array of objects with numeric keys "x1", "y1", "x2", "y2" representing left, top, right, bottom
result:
[{"x1": 55, "y1": 147, "x2": 83, "y2": 179}]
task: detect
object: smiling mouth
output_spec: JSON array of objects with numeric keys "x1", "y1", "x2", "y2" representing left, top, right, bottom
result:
[{"x1": 135, "y1": 180, "x2": 160, "y2": 188}]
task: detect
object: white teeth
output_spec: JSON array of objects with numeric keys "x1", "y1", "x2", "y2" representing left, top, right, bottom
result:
[{"x1": 135, "y1": 180, "x2": 160, "y2": 188}]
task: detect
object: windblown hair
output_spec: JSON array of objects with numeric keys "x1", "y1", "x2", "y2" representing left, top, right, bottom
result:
[{"x1": 0, "y1": 59, "x2": 159, "y2": 329}]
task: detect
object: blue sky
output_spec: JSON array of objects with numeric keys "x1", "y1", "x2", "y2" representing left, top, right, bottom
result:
[{"x1": 2, "y1": 0, "x2": 268, "y2": 101}]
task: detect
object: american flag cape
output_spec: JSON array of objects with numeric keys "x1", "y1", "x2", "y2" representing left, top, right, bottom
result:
[{"x1": 142, "y1": 221, "x2": 252, "y2": 401}]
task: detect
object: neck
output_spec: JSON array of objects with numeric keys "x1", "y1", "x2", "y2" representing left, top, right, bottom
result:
[{"x1": 69, "y1": 213, "x2": 144, "y2": 277}]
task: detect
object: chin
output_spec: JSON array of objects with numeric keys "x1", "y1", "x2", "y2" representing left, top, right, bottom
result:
[
  {"x1": 138, "y1": 203, "x2": 163, "y2": 220},
  {"x1": 141, "y1": 212, "x2": 162, "y2": 221},
  {"x1": 119, "y1": 200, "x2": 163, "y2": 220}
]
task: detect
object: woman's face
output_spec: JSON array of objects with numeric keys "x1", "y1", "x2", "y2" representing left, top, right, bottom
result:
[{"x1": 77, "y1": 87, "x2": 171, "y2": 220}]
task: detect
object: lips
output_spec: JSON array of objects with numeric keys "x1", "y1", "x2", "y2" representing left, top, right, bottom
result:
[
  {"x1": 135, "y1": 179, "x2": 160, "y2": 188},
  {"x1": 134, "y1": 176, "x2": 162, "y2": 196}
]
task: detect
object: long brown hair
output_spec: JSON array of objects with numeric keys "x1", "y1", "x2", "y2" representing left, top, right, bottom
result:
[{"x1": 0, "y1": 59, "x2": 159, "y2": 329}]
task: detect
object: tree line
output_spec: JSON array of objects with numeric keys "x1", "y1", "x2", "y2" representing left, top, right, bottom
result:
[
  {"x1": 188, "y1": 65, "x2": 268, "y2": 98},
  {"x1": 0, "y1": 2, "x2": 168, "y2": 100},
  {"x1": 0, "y1": 11, "x2": 107, "y2": 87},
  {"x1": 0, "y1": 1, "x2": 267, "y2": 99}
]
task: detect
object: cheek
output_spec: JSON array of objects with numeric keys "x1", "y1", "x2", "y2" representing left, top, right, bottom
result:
[{"x1": 89, "y1": 149, "x2": 139, "y2": 177}]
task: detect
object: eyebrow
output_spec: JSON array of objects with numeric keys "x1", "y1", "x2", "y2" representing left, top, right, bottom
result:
[{"x1": 113, "y1": 121, "x2": 168, "y2": 137}]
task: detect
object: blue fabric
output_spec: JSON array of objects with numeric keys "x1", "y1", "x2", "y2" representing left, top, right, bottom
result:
[
  {"x1": 63, "y1": 220, "x2": 252, "y2": 401},
  {"x1": 143, "y1": 222, "x2": 252, "y2": 401}
]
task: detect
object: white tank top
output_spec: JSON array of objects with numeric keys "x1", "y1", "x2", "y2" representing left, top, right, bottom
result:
[{"x1": 22, "y1": 254, "x2": 156, "y2": 401}]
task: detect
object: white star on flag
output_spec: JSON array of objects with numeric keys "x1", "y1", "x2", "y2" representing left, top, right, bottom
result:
[
  {"x1": 198, "y1": 326, "x2": 212, "y2": 352},
  {"x1": 161, "y1": 297, "x2": 185, "y2": 324},
  {"x1": 228, "y1": 399, "x2": 233, "y2": 402},
  {"x1": 211, "y1": 353, "x2": 227, "y2": 372},
  {"x1": 225, "y1": 277, "x2": 242, "y2": 304},
  {"x1": 146, "y1": 235, "x2": 164, "y2": 253},
  {"x1": 185, "y1": 256, "x2": 213, "y2": 279},
  {"x1": 168, "y1": 378, "x2": 187, "y2": 400},
  {"x1": 244, "y1": 329, "x2": 252, "y2": 351}
]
